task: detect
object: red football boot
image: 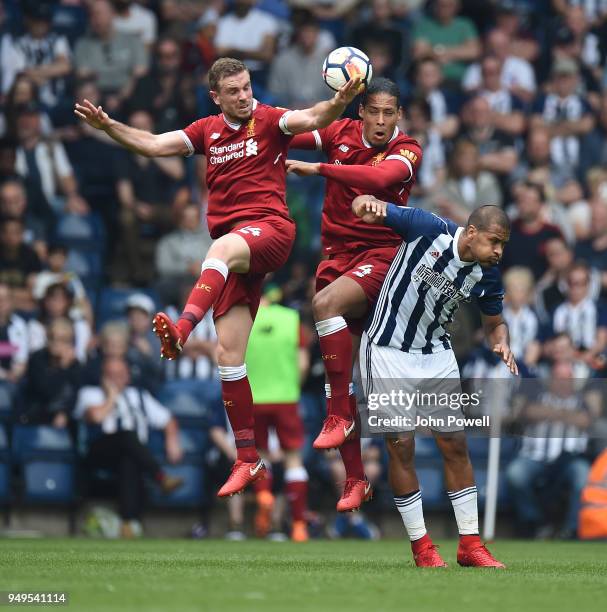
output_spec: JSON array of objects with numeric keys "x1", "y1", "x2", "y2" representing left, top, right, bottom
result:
[
  {"x1": 152, "y1": 312, "x2": 183, "y2": 360},
  {"x1": 336, "y1": 478, "x2": 373, "y2": 512},
  {"x1": 313, "y1": 414, "x2": 355, "y2": 449},
  {"x1": 217, "y1": 459, "x2": 267, "y2": 497},
  {"x1": 412, "y1": 535, "x2": 448, "y2": 568},
  {"x1": 457, "y1": 538, "x2": 506, "y2": 568}
]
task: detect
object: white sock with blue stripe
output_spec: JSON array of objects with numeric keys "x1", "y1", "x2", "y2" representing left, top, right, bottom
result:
[
  {"x1": 447, "y1": 486, "x2": 479, "y2": 535},
  {"x1": 394, "y1": 489, "x2": 426, "y2": 541}
]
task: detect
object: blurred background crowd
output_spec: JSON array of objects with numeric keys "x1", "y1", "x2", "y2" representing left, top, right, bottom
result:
[{"x1": 1, "y1": 0, "x2": 607, "y2": 542}]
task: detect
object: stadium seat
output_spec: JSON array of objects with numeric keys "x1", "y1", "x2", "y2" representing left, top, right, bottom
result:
[
  {"x1": 148, "y1": 464, "x2": 206, "y2": 508},
  {"x1": 11, "y1": 425, "x2": 75, "y2": 463},
  {"x1": 416, "y1": 464, "x2": 445, "y2": 510},
  {"x1": 21, "y1": 461, "x2": 76, "y2": 504},
  {"x1": 474, "y1": 467, "x2": 511, "y2": 510},
  {"x1": 54, "y1": 213, "x2": 105, "y2": 250},
  {"x1": 0, "y1": 382, "x2": 13, "y2": 421},
  {"x1": 414, "y1": 436, "x2": 441, "y2": 459},
  {"x1": 148, "y1": 428, "x2": 208, "y2": 462}
]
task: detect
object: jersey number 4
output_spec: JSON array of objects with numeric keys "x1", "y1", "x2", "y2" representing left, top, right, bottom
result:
[{"x1": 353, "y1": 264, "x2": 373, "y2": 278}]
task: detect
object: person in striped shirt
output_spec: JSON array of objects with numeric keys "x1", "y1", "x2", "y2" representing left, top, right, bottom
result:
[{"x1": 354, "y1": 196, "x2": 517, "y2": 568}]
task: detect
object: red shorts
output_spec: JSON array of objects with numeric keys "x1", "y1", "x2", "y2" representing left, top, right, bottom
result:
[
  {"x1": 213, "y1": 216, "x2": 296, "y2": 320},
  {"x1": 315, "y1": 245, "x2": 398, "y2": 336},
  {"x1": 253, "y1": 403, "x2": 304, "y2": 451}
]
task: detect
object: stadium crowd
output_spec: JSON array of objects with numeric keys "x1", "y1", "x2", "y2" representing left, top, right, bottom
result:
[{"x1": 1, "y1": 0, "x2": 607, "y2": 541}]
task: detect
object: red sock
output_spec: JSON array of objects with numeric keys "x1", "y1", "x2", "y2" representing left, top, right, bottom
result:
[
  {"x1": 254, "y1": 472, "x2": 273, "y2": 494},
  {"x1": 316, "y1": 318, "x2": 352, "y2": 419},
  {"x1": 285, "y1": 468, "x2": 308, "y2": 522},
  {"x1": 338, "y1": 394, "x2": 365, "y2": 479},
  {"x1": 177, "y1": 259, "x2": 228, "y2": 341},
  {"x1": 219, "y1": 366, "x2": 258, "y2": 463},
  {"x1": 411, "y1": 533, "x2": 433, "y2": 553},
  {"x1": 460, "y1": 534, "x2": 481, "y2": 547}
]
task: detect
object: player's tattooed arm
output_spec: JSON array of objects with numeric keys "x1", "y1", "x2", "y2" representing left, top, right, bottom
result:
[
  {"x1": 285, "y1": 77, "x2": 362, "y2": 134},
  {"x1": 352, "y1": 195, "x2": 388, "y2": 224},
  {"x1": 74, "y1": 98, "x2": 189, "y2": 157},
  {"x1": 482, "y1": 313, "x2": 519, "y2": 376}
]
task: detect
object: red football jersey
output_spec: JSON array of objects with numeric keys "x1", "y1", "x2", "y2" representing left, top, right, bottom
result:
[
  {"x1": 181, "y1": 100, "x2": 293, "y2": 238},
  {"x1": 312, "y1": 119, "x2": 422, "y2": 255}
]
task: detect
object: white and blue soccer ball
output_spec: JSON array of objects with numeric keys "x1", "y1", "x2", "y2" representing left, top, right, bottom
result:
[{"x1": 322, "y1": 46, "x2": 373, "y2": 92}]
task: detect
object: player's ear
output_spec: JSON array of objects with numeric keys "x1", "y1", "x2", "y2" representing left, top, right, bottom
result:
[
  {"x1": 358, "y1": 102, "x2": 364, "y2": 119},
  {"x1": 209, "y1": 90, "x2": 220, "y2": 107}
]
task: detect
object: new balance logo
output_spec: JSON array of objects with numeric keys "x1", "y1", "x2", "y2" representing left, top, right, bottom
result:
[
  {"x1": 238, "y1": 226, "x2": 262, "y2": 237},
  {"x1": 210, "y1": 132, "x2": 220, "y2": 140},
  {"x1": 195, "y1": 282, "x2": 212, "y2": 292},
  {"x1": 353, "y1": 264, "x2": 373, "y2": 278},
  {"x1": 339, "y1": 144, "x2": 349, "y2": 153},
  {"x1": 245, "y1": 138, "x2": 258, "y2": 156}
]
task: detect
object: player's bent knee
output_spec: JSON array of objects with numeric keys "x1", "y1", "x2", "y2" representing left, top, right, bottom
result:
[
  {"x1": 215, "y1": 344, "x2": 245, "y2": 367},
  {"x1": 312, "y1": 288, "x2": 340, "y2": 320}
]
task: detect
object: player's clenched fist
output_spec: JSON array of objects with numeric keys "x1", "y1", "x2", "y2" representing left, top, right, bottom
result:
[
  {"x1": 74, "y1": 98, "x2": 112, "y2": 130},
  {"x1": 352, "y1": 194, "x2": 387, "y2": 224}
]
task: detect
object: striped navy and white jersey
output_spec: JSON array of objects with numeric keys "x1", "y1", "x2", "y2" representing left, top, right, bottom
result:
[{"x1": 367, "y1": 206, "x2": 504, "y2": 354}]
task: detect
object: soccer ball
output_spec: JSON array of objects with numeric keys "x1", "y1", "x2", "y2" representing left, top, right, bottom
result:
[{"x1": 322, "y1": 46, "x2": 373, "y2": 92}]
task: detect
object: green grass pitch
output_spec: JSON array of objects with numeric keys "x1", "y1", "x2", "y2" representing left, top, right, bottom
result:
[{"x1": 1, "y1": 539, "x2": 606, "y2": 612}]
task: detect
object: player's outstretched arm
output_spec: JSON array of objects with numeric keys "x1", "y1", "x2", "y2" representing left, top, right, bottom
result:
[
  {"x1": 482, "y1": 313, "x2": 519, "y2": 376},
  {"x1": 285, "y1": 78, "x2": 362, "y2": 135},
  {"x1": 74, "y1": 98, "x2": 189, "y2": 157}
]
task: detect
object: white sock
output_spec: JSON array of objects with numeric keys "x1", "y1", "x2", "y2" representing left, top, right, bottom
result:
[
  {"x1": 325, "y1": 382, "x2": 354, "y2": 399},
  {"x1": 447, "y1": 486, "x2": 479, "y2": 535},
  {"x1": 394, "y1": 490, "x2": 427, "y2": 541},
  {"x1": 201, "y1": 258, "x2": 229, "y2": 279},
  {"x1": 315, "y1": 316, "x2": 347, "y2": 336}
]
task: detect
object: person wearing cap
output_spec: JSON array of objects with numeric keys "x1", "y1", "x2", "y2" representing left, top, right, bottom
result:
[
  {"x1": 0, "y1": 0, "x2": 71, "y2": 109},
  {"x1": 530, "y1": 57, "x2": 595, "y2": 178}
]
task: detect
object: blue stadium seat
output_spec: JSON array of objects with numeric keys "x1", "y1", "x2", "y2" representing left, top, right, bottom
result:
[
  {"x1": 416, "y1": 464, "x2": 445, "y2": 510},
  {"x1": 0, "y1": 424, "x2": 9, "y2": 503},
  {"x1": 54, "y1": 213, "x2": 105, "y2": 250},
  {"x1": 11, "y1": 425, "x2": 75, "y2": 463},
  {"x1": 474, "y1": 467, "x2": 511, "y2": 510},
  {"x1": 414, "y1": 436, "x2": 441, "y2": 459},
  {"x1": 0, "y1": 382, "x2": 13, "y2": 421},
  {"x1": 96, "y1": 288, "x2": 160, "y2": 328},
  {"x1": 466, "y1": 437, "x2": 490, "y2": 458},
  {"x1": 148, "y1": 428, "x2": 207, "y2": 462},
  {"x1": 21, "y1": 461, "x2": 76, "y2": 503},
  {"x1": 148, "y1": 464, "x2": 206, "y2": 508},
  {"x1": 65, "y1": 249, "x2": 103, "y2": 279}
]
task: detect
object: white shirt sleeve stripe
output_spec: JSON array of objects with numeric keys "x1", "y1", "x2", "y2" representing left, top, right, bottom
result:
[
  {"x1": 178, "y1": 129, "x2": 195, "y2": 157},
  {"x1": 279, "y1": 111, "x2": 293, "y2": 135},
  {"x1": 386, "y1": 154, "x2": 414, "y2": 182},
  {"x1": 312, "y1": 129, "x2": 322, "y2": 151}
]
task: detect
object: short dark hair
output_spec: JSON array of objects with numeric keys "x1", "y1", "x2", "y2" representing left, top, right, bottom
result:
[
  {"x1": 208, "y1": 57, "x2": 249, "y2": 92},
  {"x1": 466, "y1": 205, "x2": 510, "y2": 232},
  {"x1": 407, "y1": 97, "x2": 432, "y2": 121},
  {"x1": 523, "y1": 180, "x2": 545, "y2": 203},
  {"x1": 361, "y1": 77, "x2": 401, "y2": 108}
]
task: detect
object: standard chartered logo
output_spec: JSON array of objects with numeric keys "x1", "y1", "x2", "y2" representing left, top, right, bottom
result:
[
  {"x1": 208, "y1": 138, "x2": 259, "y2": 164},
  {"x1": 245, "y1": 138, "x2": 258, "y2": 156}
]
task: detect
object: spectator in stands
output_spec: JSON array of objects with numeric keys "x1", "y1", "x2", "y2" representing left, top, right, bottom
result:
[
  {"x1": 350, "y1": 0, "x2": 405, "y2": 76},
  {"x1": 575, "y1": 196, "x2": 607, "y2": 271},
  {"x1": 530, "y1": 58, "x2": 595, "y2": 181},
  {"x1": 506, "y1": 359, "x2": 594, "y2": 538},
  {"x1": 432, "y1": 139, "x2": 502, "y2": 224},
  {"x1": 19, "y1": 317, "x2": 82, "y2": 428},
  {"x1": 15, "y1": 102, "x2": 90, "y2": 219},
  {"x1": 0, "y1": 74, "x2": 53, "y2": 141},
  {"x1": 412, "y1": 0, "x2": 481, "y2": 86},
  {"x1": 474, "y1": 55, "x2": 526, "y2": 137},
  {"x1": 0, "y1": 282, "x2": 29, "y2": 385},
  {"x1": 33, "y1": 243, "x2": 93, "y2": 325},
  {"x1": 159, "y1": 0, "x2": 209, "y2": 41},
  {"x1": 0, "y1": 178, "x2": 47, "y2": 260},
  {"x1": 74, "y1": 0, "x2": 148, "y2": 113},
  {"x1": 586, "y1": 93, "x2": 607, "y2": 168},
  {"x1": 28, "y1": 282, "x2": 92, "y2": 363},
  {"x1": 458, "y1": 95, "x2": 517, "y2": 182},
  {"x1": 0, "y1": 216, "x2": 42, "y2": 311},
  {"x1": 113, "y1": 110, "x2": 185, "y2": 286},
  {"x1": 75, "y1": 356, "x2": 183, "y2": 539},
  {"x1": 0, "y1": 1, "x2": 71, "y2": 111},
  {"x1": 112, "y1": 0, "x2": 158, "y2": 49},
  {"x1": 501, "y1": 182, "x2": 564, "y2": 279},
  {"x1": 492, "y1": 1, "x2": 539, "y2": 63},
  {"x1": 0, "y1": 138, "x2": 18, "y2": 184},
  {"x1": 551, "y1": 262, "x2": 607, "y2": 370},
  {"x1": 155, "y1": 203, "x2": 212, "y2": 308},
  {"x1": 408, "y1": 56, "x2": 459, "y2": 138},
  {"x1": 502, "y1": 267, "x2": 541, "y2": 368},
  {"x1": 553, "y1": 0, "x2": 607, "y2": 27},
  {"x1": 214, "y1": 0, "x2": 279, "y2": 87},
  {"x1": 268, "y1": 16, "x2": 332, "y2": 109},
  {"x1": 536, "y1": 237, "x2": 601, "y2": 324},
  {"x1": 127, "y1": 37, "x2": 196, "y2": 134},
  {"x1": 405, "y1": 98, "x2": 446, "y2": 202},
  {"x1": 463, "y1": 28, "x2": 536, "y2": 102}
]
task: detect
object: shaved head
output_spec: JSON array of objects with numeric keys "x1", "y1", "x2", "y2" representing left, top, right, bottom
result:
[{"x1": 467, "y1": 205, "x2": 510, "y2": 233}]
